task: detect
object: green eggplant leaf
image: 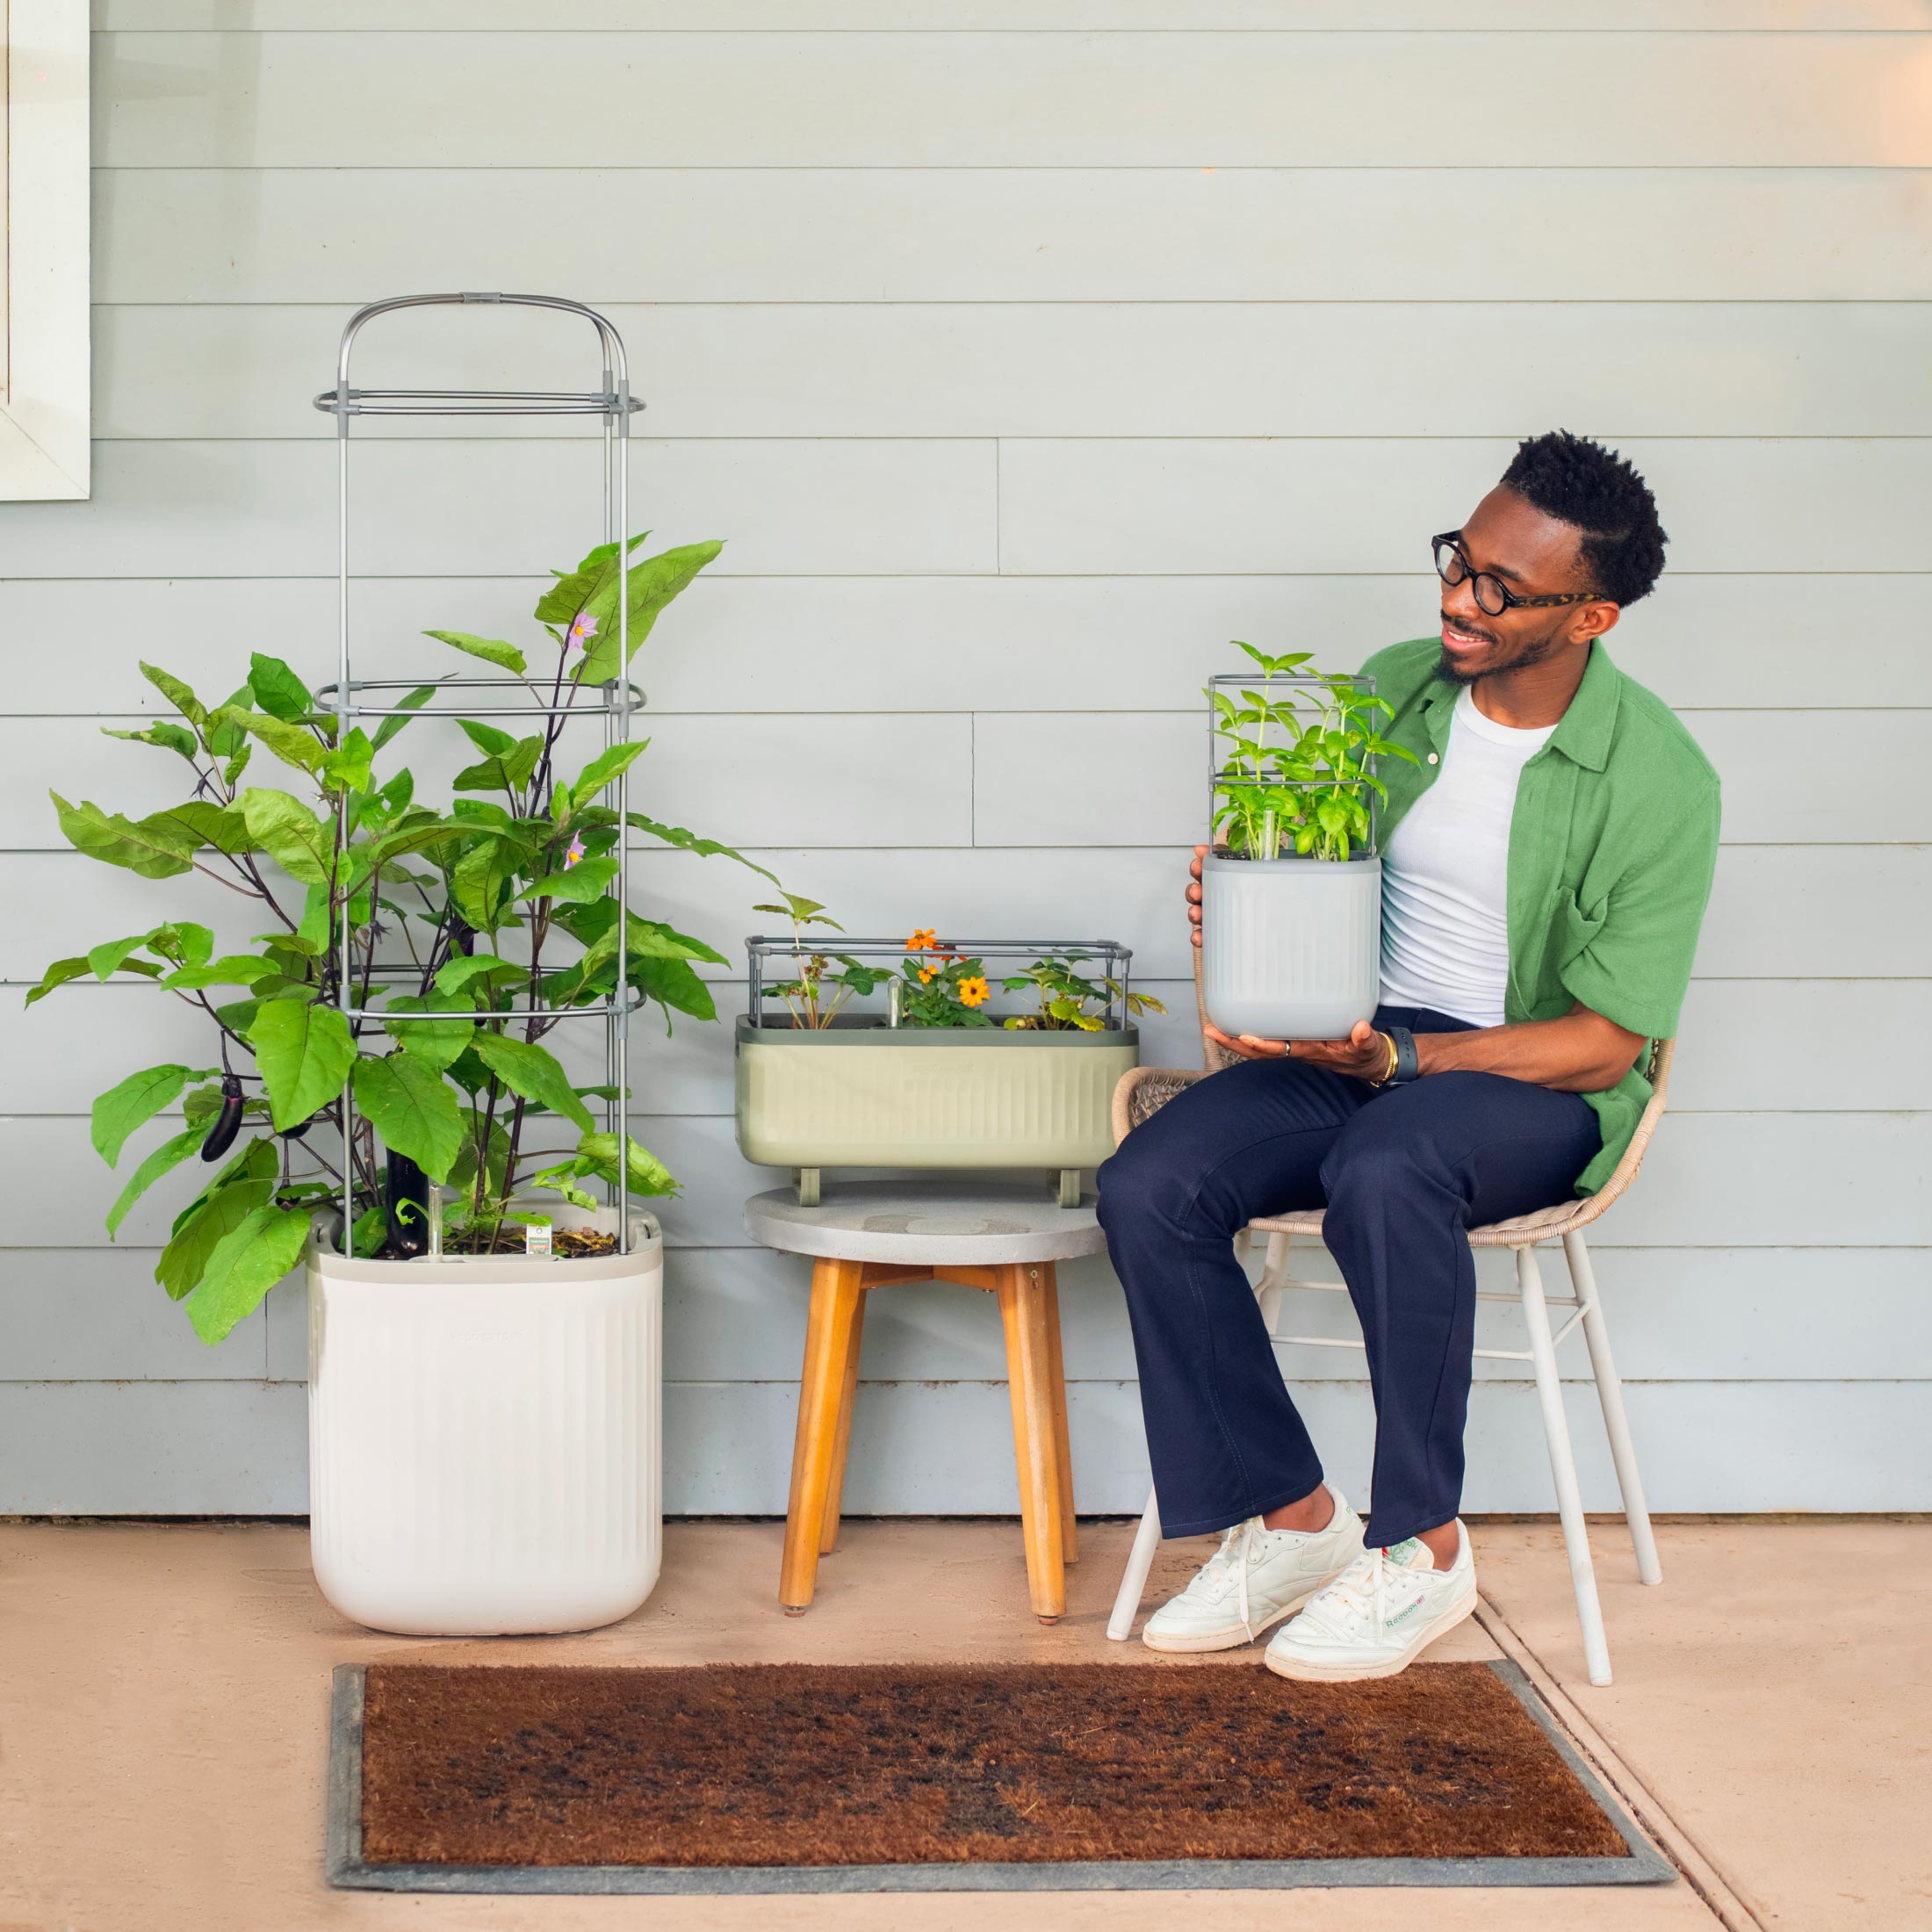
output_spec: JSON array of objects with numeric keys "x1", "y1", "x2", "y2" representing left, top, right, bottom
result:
[
  {"x1": 90, "y1": 1063, "x2": 217, "y2": 1167},
  {"x1": 50, "y1": 792, "x2": 198, "y2": 880},
  {"x1": 424, "y1": 630, "x2": 527, "y2": 675},
  {"x1": 455, "y1": 717, "x2": 517, "y2": 758},
  {"x1": 564, "y1": 740, "x2": 649, "y2": 807},
  {"x1": 625, "y1": 812, "x2": 781, "y2": 885},
  {"x1": 211, "y1": 706, "x2": 325, "y2": 776},
  {"x1": 247, "y1": 652, "x2": 314, "y2": 723},
  {"x1": 452, "y1": 735, "x2": 544, "y2": 796},
  {"x1": 352, "y1": 1053, "x2": 464, "y2": 1182},
  {"x1": 158, "y1": 955, "x2": 282, "y2": 991},
  {"x1": 434, "y1": 954, "x2": 521, "y2": 997},
  {"x1": 139, "y1": 661, "x2": 207, "y2": 729},
  {"x1": 155, "y1": 1178, "x2": 278, "y2": 1301},
  {"x1": 630, "y1": 954, "x2": 717, "y2": 1024},
  {"x1": 238, "y1": 789, "x2": 334, "y2": 885},
  {"x1": 101, "y1": 722, "x2": 200, "y2": 763},
  {"x1": 383, "y1": 992, "x2": 475, "y2": 1072},
  {"x1": 521, "y1": 856, "x2": 617, "y2": 905},
  {"x1": 105, "y1": 1121, "x2": 209, "y2": 1239},
  {"x1": 532, "y1": 531, "x2": 651, "y2": 627},
  {"x1": 144, "y1": 800, "x2": 254, "y2": 856},
  {"x1": 573, "y1": 1131, "x2": 678, "y2": 1197},
  {"x1": 250, "y1": 998, "x2": 356, "y2": 1131},
  {"x1": 371, "y1": 683, "x2": 439, "y2": 753},
  {"x1": 184, "y1": 1206, "x2": 311, "y2": 1345},
  {"x1": 320, "y1": 726, "x2": 375, "y2": 794},
  {"x1": 24, "y1": 956, "x2": 93, "y2": 1007},
  {"x1": 574, "y1": 540, "x2": 722, "y2": 685},
  {"x1": 471, "y1": 1032, "x2": 595, "y2": 1133}
]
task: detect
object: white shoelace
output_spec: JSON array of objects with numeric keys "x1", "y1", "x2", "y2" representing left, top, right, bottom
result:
[
  {"x1": 1296, "y1": 1546, "x2": 1413, "y2": 1642},
  {"x1": 1182, "y1": 1516, "x2": 1263, "y2": 1640}
]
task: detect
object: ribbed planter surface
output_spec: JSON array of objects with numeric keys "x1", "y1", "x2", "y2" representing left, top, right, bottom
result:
[
  {"x1": 1201, "y1": 852, "x2": 1382, "y2": 1041},
  {"x1": 306, "y1": 1211, "x2": 661, "y2": 1637},
  {"x1": 734, "y1": 1020, "x2": 1137, "y2": 1171}
]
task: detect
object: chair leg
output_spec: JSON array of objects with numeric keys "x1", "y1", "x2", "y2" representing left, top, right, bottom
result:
[
  {"x1": 779, "y1": 1258, "x2": 865, "y2": 1614},
  {"x1": 1041, "y1": 1265, "x2": 1078, "y2": 1564},
  {"x1": 1255, "y1": 1229, "x2": 1290, "y2": 1334},
  {"x1": 1107, "y1": 1485, "x2": 1163, "y2": 1642},
  {"x1": 997, "y1": 1263, "x2": 1068, "y2": 1623},
  {"x1": 1518, "y1": 1243, "x2": 1613, "y2": 1688},
  {"x1": 1565, "y1": 1229, "x2": 1662, "y2": 1587},
  {"x1": 818, "y1": 1290, "x2": 869, "y2": 1556}
]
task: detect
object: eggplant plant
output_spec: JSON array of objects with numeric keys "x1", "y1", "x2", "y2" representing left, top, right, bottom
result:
[
  {"x1": 30, "y1": 531, "x2": 777, "y2": 1344},
  {"x1": 1209, "y1": 642, "x2": 1417, "y2": 861}
]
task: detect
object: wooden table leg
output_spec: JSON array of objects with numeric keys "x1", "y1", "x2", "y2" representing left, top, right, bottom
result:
[
  {"x1": 779, "y1": 1258, "x2": 864, "y2": 1614},
  {"x1": 818, "y1": 1290, "x2": 868, "y2": 1555},
  {"x1": 1041, "y1": 1263, "x2": 1078, "y2": 1565},
  {"x1": 996, "y1": 1263, "x2": 1068, "y2": 1623}
]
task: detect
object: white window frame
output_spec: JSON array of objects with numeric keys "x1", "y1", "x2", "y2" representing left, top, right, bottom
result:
[{"x1": 1, "y1": 0, "x2": 89, "y2": 501}]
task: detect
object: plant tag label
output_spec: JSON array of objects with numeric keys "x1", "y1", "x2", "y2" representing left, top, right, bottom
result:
[{"x1": 525, "y1": 1222, "x2": 553, "y2": 1258}]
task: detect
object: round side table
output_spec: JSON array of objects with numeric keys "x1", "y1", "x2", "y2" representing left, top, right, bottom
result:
[{"x1": 745, "y1": 1179, "x2": 1107, "y2": 1623}]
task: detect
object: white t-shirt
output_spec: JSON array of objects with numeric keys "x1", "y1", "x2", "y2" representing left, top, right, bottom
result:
[{"x1": 1378, "y1": 686, "x2": 1556, "y2": 1027}]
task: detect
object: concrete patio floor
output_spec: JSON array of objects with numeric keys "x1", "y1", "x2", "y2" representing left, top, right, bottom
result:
[{"x1": 2, "y1": 1517, "x2": 1924, "y2": 1931}]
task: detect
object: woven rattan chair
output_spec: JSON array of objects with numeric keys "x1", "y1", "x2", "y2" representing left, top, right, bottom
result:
[{"x1": 1103, "y1": 955, "x2": 1669, "y2": 1686}]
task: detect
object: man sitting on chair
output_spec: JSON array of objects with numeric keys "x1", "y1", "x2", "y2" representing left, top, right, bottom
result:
[{"x1": 1097, "y1": 431, "x2": 1719, "y2": 1682}]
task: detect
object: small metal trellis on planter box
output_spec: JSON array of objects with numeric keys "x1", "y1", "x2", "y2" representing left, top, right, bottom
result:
[{"x1": 735, "y1": 938, "x2": 1143, "y2": 1208}]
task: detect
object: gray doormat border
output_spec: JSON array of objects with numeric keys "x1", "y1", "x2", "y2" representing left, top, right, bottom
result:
[{"x1": 324, "y1": 1659, "x2": 1676, "y2": 1894}]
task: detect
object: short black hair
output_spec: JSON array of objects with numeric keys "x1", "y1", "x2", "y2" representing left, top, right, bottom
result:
[{"x1": 1499, "y1": 430, "x2": 1667, "y2": 606}]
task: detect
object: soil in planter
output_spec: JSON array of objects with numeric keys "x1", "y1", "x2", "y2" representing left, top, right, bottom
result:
[{"x1": 370, "y1": 1229, "x2": 621, "y2": 1260}]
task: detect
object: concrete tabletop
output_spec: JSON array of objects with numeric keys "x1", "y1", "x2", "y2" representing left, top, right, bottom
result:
[{"x1": 744, "y1": 1179, "x2": 1107, "y2": 1265}]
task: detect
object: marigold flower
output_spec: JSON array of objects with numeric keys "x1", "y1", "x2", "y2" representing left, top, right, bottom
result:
[
  {"x1": 905, "y1": 927, "x2": 938, "y2": 951},
  {"x1": 958, "y1": 975, "x2": 991, "y2": 1007}
]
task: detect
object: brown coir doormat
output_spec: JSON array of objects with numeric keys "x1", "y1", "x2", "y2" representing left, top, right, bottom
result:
[{"x1": 327, "y1": 1662, "x2": 1671, "y2": 1894}]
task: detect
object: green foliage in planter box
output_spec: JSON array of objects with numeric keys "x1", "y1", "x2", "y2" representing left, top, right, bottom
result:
[{"x1": 31, "y1": 531, "x2": 779, "y2": 1343}]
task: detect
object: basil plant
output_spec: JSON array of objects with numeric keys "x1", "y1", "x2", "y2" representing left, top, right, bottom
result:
[
  {"x1": 29, "y1": 532, "x2": 775, "y2": 1344},
  {"x1": 1210, "y1": 641, "x2": 1417, "y2": 863}
]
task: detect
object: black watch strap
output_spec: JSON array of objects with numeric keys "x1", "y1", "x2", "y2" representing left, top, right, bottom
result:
[{"x1": 1386, "y1": 1025, "x2": 1420, "y2": 1085}]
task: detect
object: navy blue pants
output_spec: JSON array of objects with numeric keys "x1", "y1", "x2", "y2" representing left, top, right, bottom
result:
[{"x1": 1096, "y1": 1006, "x2": 1601, "y2": 1548}]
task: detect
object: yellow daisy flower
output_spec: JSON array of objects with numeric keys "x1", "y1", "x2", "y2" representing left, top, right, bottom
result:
[{"x1": 958, "y1": 975, "x2": 991, "y2": 1007}]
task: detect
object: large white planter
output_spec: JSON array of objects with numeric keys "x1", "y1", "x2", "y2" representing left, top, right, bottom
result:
[
  {"x1": 1200, "y1": 851, "x2": 1382, "y2": 1041},
  {"x1": 306, "y1": 1207, "x2": 662, "y2": 1636}
]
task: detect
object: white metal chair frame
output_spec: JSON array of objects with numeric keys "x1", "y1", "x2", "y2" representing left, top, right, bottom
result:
[{"x1": 1102, "y1": 1003, "x2": 1672, "y2": 1687}]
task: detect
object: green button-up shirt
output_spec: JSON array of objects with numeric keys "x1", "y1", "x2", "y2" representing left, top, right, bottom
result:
[{"x1": 1359, "y1": 636, "x2": 1721, "y2": 1196}]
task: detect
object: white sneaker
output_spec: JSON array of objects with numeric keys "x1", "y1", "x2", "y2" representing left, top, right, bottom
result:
[
  {"x1": 1142, "y1": 1492, "x2": 1366, "y2": 1654},
  {"x1": 1265, "y1": 1521, "x2": 1478, "y2": 1682}
]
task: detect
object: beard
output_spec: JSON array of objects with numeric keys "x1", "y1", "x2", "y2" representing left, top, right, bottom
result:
[{"x1": 1433, "y1": 612, "x2": 1567, "y2": 686}]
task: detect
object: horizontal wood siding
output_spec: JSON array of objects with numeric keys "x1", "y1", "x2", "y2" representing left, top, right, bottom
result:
[{"x1": 3, "y1": 6, "x2": 1922, "y2": 1514}]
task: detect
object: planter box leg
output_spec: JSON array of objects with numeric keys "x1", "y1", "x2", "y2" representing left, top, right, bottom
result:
[
  {"x1": 795, "y1": 1167, "x2": 820, "y2": 1208},
  {"x1": 1056, "y1": 1167, "x2": 1081, "y2": 1209}
]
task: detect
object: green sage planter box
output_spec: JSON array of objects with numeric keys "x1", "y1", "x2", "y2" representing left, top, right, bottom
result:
[
  {"x1": 735, "y1": 1019, "x2": 1138, "y2": 1172},
  {"x1": 733, "y1": 937, "x2": 1143, "y2": 1205}
]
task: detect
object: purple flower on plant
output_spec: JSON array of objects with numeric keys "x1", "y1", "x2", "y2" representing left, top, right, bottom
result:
[
  {"x1": 567, "y1": 614, "x2": 598, "y2": 649},
  {"x1": 563, "y1": 834, "x2": 587, "y2": 870}
]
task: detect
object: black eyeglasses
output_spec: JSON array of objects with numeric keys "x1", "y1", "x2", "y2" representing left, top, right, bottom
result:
[{"x1": 1432, "y1": 532, "x2": 1606, "y2": 617}]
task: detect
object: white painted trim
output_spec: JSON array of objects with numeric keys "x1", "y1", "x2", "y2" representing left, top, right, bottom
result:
[{"x1": 1, "y1": 0, "x2": 89, "y2": 500}]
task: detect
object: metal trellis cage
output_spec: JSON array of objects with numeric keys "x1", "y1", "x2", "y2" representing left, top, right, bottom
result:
[{"x1": 312, "y1": 292, "x2": 646, "y2": 1258}]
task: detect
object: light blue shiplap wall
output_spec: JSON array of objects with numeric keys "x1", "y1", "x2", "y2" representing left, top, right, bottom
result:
[{"x1": 1, "y1": 3, "x2": 1927, "y2": 1513}]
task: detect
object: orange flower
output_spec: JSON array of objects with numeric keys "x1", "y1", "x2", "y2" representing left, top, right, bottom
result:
[
  {"x1": 918, "y1": 966, "x2": 938, "y2": 984},
  {"x1": 905, "y1": 927, "x2": 938, "y2": 951},
  {"x1": 958, "y1": 975, "x2": 991, "y2": 1007}
]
